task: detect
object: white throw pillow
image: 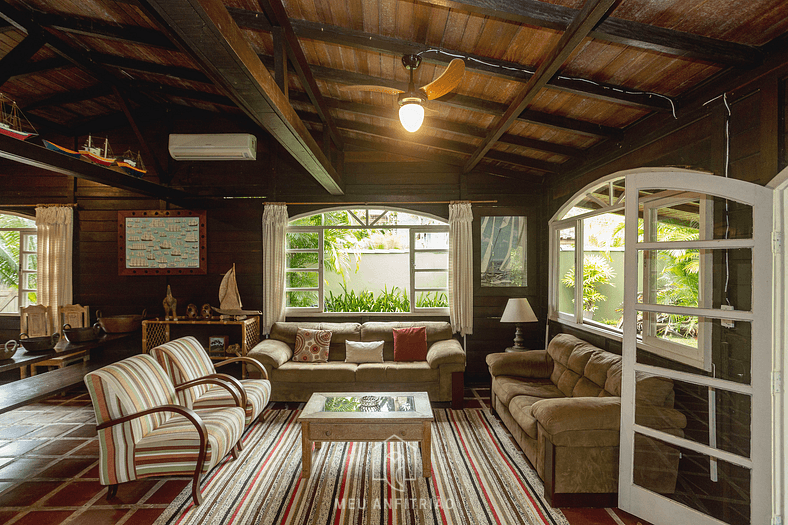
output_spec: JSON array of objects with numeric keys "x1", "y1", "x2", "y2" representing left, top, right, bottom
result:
[{"x1": 345, "y1": 340, "x2": 384, "y2": 363}]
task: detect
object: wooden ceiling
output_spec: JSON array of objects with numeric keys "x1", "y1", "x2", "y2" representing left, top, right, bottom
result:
[{"x1": 0, "y1": 0, "x2": 787, "y2": 195}]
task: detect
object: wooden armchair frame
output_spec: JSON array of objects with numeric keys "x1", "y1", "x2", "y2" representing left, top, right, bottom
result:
[
  {"x1": 215, "y1": 356, "x2": 269, "y2": 380},
  {"x1": 97, "y1": 375, "x2": 244, "y2": 506}
]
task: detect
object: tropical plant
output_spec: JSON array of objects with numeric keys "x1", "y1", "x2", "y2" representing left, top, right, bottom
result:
[
  {"x1": 0, "y1": 214, "x2": 36, "y2": 307},
  {"x1": 415, "y1": 291, "x2": 448, "y2": 308},
  {"x1": 324, "y1": 283, "x2": 411, "y2": 313},
  {"x1": 561, "y1": 254, "x2": 615, "y2": 314}
]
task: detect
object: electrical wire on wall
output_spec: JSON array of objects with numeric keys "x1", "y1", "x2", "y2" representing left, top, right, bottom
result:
[{"x1": 416, "y1": 48, "x2": 679, "y2": 118}]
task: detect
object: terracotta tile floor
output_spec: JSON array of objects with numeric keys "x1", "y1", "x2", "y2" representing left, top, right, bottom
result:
[{"x1": 0, "y1": 387, "x2": 648, "y2": 525}]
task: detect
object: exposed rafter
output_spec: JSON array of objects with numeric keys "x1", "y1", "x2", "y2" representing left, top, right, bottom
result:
[
  {"x1": 463, "y1": 0, "x2": 619, "y2": 173},
  {"x1": 416, "y1": 0, "x2": 760, "y2": 67},
  {"x1": 141, "y1": 0, "x2": 343, "y2": 195},
  {"x1": 262, "y1": 0, "x2": 344, "y2": 150},
  {"x1": 36, "y1": 13, "x2": 177, "y2": 50},
  {"x1": 228, "y1": 8, "x2": 671, "y2": 113},
  {"x1": 0, "y1": 32, "x2": 44, "y2": 88}
]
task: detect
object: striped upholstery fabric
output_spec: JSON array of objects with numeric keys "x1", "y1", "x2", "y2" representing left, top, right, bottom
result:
[
  {"x1": 84, "y1": 353, "x2": 245, "y2": 487},
  {"x1": 150, "y1": 336, "x2": 270, "y2": 425}
]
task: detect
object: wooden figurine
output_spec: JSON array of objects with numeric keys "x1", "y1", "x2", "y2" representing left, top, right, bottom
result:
[
  {"x1": 162, "y1": 285, "x2": 177, "y2": 320},
  {"x1": 201, "y1": 303, "x2": 212, "y2": 320},
  {"x1": 186, "y1": 303, "x2": 199, "y2": 319}
]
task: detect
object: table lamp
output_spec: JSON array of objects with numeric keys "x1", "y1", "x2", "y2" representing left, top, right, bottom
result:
[{"x1": 501, "y1": 298, "x2": 537, "y2": 351}]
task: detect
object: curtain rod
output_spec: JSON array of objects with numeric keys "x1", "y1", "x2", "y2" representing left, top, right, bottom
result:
[
  {"x1": 0, "y1": 203, "x2": 77, "y2": 208},
  {"x1": 278, "y1": 200, "x2": 497, "y2": 206}
]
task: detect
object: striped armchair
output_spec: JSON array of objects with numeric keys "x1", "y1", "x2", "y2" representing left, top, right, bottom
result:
[
  {"x1": 150, "y1": 336, "x2": 271, "y2": 426},
  {"x1": 84, "y1": 353, "x2": 245, "y2": 506}
]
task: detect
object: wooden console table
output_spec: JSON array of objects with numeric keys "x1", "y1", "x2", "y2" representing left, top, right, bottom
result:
[{"x1": 141, "y1": 317, "x2": 260, "y2": 356}]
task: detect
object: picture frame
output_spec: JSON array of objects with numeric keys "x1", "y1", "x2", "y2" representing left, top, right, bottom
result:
[
  {"x1": 118, "y1": 210, "x2": 207, "y2": 275},
  {"x1": 208, "y1": 335, "x2": 229, "y2": 358}
]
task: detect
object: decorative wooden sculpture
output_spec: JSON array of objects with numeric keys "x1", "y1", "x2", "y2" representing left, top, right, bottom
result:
[
  {"x1": 162, "y1": 285, "x2": 177, "y2": 320},
  {"x1": 186, "y1": 303, "x2": 199, "y2": 319}
]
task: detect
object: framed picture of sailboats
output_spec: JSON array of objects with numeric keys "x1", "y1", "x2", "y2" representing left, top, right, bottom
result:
[{"x1": 117, "y1": 209, "x2": 207, "y2": 275}]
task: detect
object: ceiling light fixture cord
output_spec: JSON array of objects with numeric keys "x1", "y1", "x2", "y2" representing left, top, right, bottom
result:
[{"x1": 417, "y1": 48, "x2": 677, "y2": 119}]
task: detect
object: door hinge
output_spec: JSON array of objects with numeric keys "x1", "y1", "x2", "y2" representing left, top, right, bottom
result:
[
  {"x1": 773, "y1": 371, "x2": 783, "y2": 394},
  {"x1": 773, "y1": 231, "x2": 783, "y2": 254}
]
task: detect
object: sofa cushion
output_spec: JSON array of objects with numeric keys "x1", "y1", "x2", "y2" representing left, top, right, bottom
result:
[
  {"x1": 345, "y1": 340, "x2": 384, "y2": 363},
  {"x1": 493, "y1": 376, "x2": 564, "y2": 405},
  {"x1": 361, "y1": 321, "x2": 452, "y2": 361},
  {"x1": 293, "y1": 328, "x2": 332, "y2": 362},
  {"x1": 549, "y1": 337, "x2": 597, "y2": 397},
  {"x1": 270, "y1": 322, "x2": 361, "y2": 362},
  {"x1": 381, "y1": 362, "x2": 438, "y2": 382},
  {"x1": 508, "y1": 396, "x2": 541, "y2": 439},
  {"x1": 355, "y1": 363, "x2": 389, "y2": 383},
  {"x1": 393, "y1": 327, "x2": 428, "y2": 361},
  {"x1": 425, "y1": 339, "x2": 465, "y2": 368},
  {"x1": 272, "y1": 361, "x2": 357, "y2": 383}
]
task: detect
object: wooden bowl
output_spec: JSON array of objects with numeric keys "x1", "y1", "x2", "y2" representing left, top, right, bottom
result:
[{"x1": 96, "y1": 310, "x2": 146, "y2": 333}]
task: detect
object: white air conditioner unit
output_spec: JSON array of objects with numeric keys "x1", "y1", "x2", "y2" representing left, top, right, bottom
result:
[{"x1": 168, "y1": 133, "x2": 257, "y2": 160}]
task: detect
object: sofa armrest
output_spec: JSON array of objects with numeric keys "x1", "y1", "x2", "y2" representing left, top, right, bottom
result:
[
  {"x1": 531, "y1": 397, "x2": 621, "y2": 434},
  {"x1": 426, "y1": 339, "x2": 465, "y2": 368},
  {"x1": 247, "y1": 339, "x2": 292, "y2": 370},
  {"x1": 486, "y1": 350, "x2": 551, "y2": 379}
]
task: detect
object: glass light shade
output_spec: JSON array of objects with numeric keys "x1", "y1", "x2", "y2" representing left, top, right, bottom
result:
[
  {"x1": 399, "y1": 103, "x2": 425, "y2": 132},
  {"x1": 501, "y1": 297, "x2": 537, "y2": 323}
]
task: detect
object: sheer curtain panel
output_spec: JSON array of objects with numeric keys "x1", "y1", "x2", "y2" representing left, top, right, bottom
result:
[
  {"x1": 35, "y1": 206, "x2": 73, "y2": 334},
  {"x1": 262, "y1": 203, "x2": 288, "y2": 335},
  {"x1": 449, "y1": 201, "x2": 473, "y2": 336}
]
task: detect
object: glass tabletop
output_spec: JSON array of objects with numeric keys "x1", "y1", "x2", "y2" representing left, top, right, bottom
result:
[{"x1": 322, "y1": 395, "x2": 415, "y2": 413}]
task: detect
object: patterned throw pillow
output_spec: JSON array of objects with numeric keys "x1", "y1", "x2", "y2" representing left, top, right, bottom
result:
[{"x1": 292, "y1": 328, "x2": 332, "y2": 362}]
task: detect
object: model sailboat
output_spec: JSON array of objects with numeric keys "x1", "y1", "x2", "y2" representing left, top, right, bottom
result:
[
  {"x1": 0, "y1": 94, "x2": 37, "y2": 140},
  {"x1": 213, "y1": 264, "x2": 261, "y2": 319}
]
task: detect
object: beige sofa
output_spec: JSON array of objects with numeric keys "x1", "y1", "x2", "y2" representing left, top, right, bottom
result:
[
  {"x1": 487, "y1": 333, "x2": 687, "y2": 507},
  {"x1": 248, "y1": 321, "x2": 465, "y2": 407}
]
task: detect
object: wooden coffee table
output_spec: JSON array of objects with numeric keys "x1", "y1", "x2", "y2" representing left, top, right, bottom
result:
[{"x1": 298, "y1": 392, "x2": 434, "y2": 478}]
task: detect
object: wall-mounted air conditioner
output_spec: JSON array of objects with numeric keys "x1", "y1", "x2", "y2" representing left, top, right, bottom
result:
[{"x1": 168, "y1": 133, "x2": 257, "y2": 160}]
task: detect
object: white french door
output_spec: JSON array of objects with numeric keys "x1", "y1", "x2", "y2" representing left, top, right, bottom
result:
[{"x1": 619, "y1": 170, "x2": 774, "y2": 525}]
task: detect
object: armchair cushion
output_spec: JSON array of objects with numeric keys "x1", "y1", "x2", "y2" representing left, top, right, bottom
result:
[{"x1": 151, "y1": 336, "x2": 270, "y2": 426}]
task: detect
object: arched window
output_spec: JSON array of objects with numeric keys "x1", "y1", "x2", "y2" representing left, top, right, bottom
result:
[
  {"x1": 0, "y1": 213, "x2": 37, "y2": 314},
  {"x1": 286, "y1": 207, "x2": 449, "y2": 314}
]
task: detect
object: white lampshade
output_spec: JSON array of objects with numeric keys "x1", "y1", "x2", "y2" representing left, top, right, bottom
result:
[
  {"x1": 399, "y1": 102, "x2": 425, "y2": 132},
  {"x1": 501, "y1": 297, "x2": 537, "y2": 323}
]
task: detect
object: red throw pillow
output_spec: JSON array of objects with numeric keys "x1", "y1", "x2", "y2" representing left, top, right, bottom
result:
[{"x1": 393, "y1": 326, "x2": 428, "y2": 361}]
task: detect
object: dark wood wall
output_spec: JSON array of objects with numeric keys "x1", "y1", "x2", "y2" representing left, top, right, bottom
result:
[{"x1": 0, "y1": 109, "x2": 545, "y2": 383}]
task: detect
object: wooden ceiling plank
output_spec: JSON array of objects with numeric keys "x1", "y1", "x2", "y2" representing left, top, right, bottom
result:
[
  {"x1": 0, "y1": 133, "x2": 196, "y2": 205},
  {"x1": 236, "y1": 14, "x2": 670, "y2": 111},
  {"x1": 463, "y1": 0, "x2": 619, "y2": 173},
  {"x1": 264, "y1": 0, "x2": 344, "y2": 150},
  {"x1": 96, "y1": 54, "x2": 211, "y2": 83},
  {"x1": 342, "y1": 135, "x2": 544, "y2": 183},
  {"x1": 23, "y1": 85, "x2": 113, "y2": 112},
  {"x1": 289, "y1": 90, "x2": 584, "y2": 157},
  {"x1": 36, "y1": 13, "x2": 177, "y2": 50},
  {"x1": 0, "y1": 32, "x2": 45, "y2": 88},
  {"x1": 298, "y1": 109, "x2": 558, "y2": 173},
  {"x1": 9, "y1": 56, "x2": 70, "y2": 79},
  {"x1": 418, "y1": 0, "x2": 760, "y2": 67},
  {"x1": 141, "y1": 0, "x2": 343, "y2": 195},
  {"x1": 265, "y1": 55, "x2": 619, "y2": 138}
]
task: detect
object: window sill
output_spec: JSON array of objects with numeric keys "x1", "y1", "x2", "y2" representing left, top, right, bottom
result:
[
  {"x1": 553, "y1": 317, "x2": 624, "y2": 343},
  {"x1": 286, "y1": 310, "x2": 449, "y2": 318}
]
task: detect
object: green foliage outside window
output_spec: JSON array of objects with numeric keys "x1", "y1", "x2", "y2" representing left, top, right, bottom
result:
[{"x1": 0, "y1": 214, "x2": 37, "y2": 307}]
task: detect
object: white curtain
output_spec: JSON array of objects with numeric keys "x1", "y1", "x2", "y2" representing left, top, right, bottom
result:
[
  {"x1": 262, "y1": 203, "x2": 288, "y2": 335},
  {"x1": 35, "y1": 206, "x2": 73, "y2": 334},
  {"x1": 449, "y1": 201, "x2": 473, "y2": 336}
]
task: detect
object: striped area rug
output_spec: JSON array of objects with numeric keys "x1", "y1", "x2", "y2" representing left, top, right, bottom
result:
[{"x1": 155, "y1": 409, "x2": 569, "y2": 525}]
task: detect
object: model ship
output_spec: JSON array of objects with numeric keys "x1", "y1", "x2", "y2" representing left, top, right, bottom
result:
[
  {"x1": 213, "y1": 264, "x2": 261, "y2": 319},
  {"x1": 43, "y1": 140, "x2": 81, "y2": 158},
  {"x1": 79, "y1": 135, "x2": 115, "y2": 167},
  {"x1": 115, "y1": 149, "x2": 147, "y2": 177},
  {"x1": 0, "y1": 94, "x2": 36, "y2": 141}
]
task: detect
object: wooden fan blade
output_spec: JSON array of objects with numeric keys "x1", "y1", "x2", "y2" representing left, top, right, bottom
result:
[
  {"x1": 338, "y1": 85, "x2": 404, "y2": 95},
  {"x1": 420, "y1": 59, "x2": 465, "y2": 100}
]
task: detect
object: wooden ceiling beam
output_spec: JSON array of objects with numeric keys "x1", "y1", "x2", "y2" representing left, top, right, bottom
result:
[
  {"x1": 297, "y1": 110, "x2": 559, "y2": 173},
  {"x1": 262, "y1": 0, "x2": 343, "y2": 150},
  {"x1": 0, "y1": 134, "x2": 197, "y2": 205},
  {"x1": 36, "y1": 13, "x2": 177, "y2": 50},
  {"x1": 9, "y1": 56, "x2": 70, "y2": 79},
  {"x1": 0, "y1": 32, "x2": 45, "y2": 88},
  {"x1": 418, "y1": 0, "x2": 760, "y2": 67},
  {"x1": 141, "y1": 0, "x2": 343, "y2": 195},
  {"x1": 229, "y1": 11, "x2": 670, "y2": 112},
  {"x1": 463, "y1": 0, "x2": 619, "y2": 173},
  {"x1": 22, "y1": 85, "x2": 113, "y2": 112},
  {"x1": 95, "y1": 53, "x2": 211, "y2": 83},
  {"x1": 288, "y1": 91, "x2": 584, "y2": 158},
  {"x1": 264, "y1": 56, "x2": 619, "y2": 139}
]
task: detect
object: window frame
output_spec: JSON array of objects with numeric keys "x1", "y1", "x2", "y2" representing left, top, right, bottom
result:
[
  {"x1": 0, "y1": 213, "x2": 37, "y2": 315},
  {"x1": 285, "y1": 207, "x2": 449, "y2": 316}
]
